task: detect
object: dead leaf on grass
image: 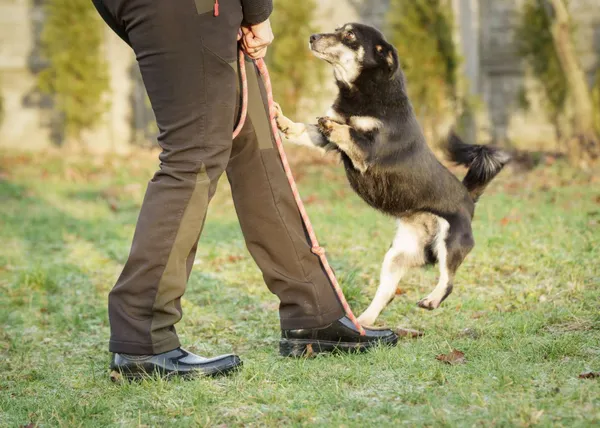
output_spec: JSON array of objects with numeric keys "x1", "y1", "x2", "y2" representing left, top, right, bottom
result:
[
  {"x1": 394, "y1": 327, "x2": 424, "y2": 338},
  {"x1": 303, "y1": 194, "x2": 320, "y2": 205},
  {"x1": 579, "y1": 372, "x2": 600, "y2": 379},
  {"x1": 436, "y1": 349, "x2": 466, "y2": 365},
  {"x1": 110, "y1": 370, "x2": 123, "y2": 383}
]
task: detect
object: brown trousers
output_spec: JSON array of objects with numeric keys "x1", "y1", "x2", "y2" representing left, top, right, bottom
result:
[{"x1": 92, "y1": 0, "x2": 344, "y2": 354}]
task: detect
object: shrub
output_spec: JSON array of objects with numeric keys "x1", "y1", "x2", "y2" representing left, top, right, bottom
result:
[
  {"x1": 267, "y1": 0, "x2": 324, "y2": 118},
  {"x1": 38, "y1": 0, "x2": 109, "y2": 144},
  {"x1": 387, "y1": 0, "x2": 460, "y2": 139},
  {"x1": 515, "y1": 0, "x2": 569, "y2": 132}
]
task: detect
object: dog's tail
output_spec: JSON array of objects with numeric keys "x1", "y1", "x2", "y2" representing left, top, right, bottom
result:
[{"x1": 446, "y1": 132, "x2": 511, "y2": 202}]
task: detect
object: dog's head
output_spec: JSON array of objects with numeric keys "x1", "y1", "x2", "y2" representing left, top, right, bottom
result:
[{"x1": 309, "y1": 23, "x2": 399, "y2": 86}]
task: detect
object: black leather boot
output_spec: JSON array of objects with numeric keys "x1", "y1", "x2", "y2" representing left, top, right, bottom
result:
[
  {"x1": 280, "y1": 316, "x2": 398, "y2": 357},
  {"x1": 110, "y1": 347, "x2": 242, "y2": 379}
]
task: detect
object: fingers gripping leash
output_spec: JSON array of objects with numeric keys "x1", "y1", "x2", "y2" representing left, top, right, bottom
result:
[{"x1": 233, "y1": 49, "x2": 366, "y2": 335}]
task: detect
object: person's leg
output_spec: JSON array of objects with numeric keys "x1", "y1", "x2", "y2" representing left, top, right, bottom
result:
[
  {"x1": 96, "y1": 0, "x2": 243, "y2": 355},
  {"x1": 226, "y1": 61, "x2": 345, "y2": 329}
]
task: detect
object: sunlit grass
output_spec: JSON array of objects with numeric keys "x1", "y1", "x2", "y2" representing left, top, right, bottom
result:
[{"x1": 1, "y1": 148, "x2": 599, "y2": 426}]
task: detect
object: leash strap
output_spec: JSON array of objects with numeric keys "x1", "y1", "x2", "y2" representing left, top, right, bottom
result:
[{"x1": 233, "y1": 50, "x2": 366, "y2": 335}]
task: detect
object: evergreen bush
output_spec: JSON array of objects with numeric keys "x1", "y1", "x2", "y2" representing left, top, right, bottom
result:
[
  {"x1": 38, "y1": 0, "x2": 109, "y2": 144},
  {"x1": 0, "y1": 76, "x2": 4, "y2": 127},
  {"x1": 516, "y1": 0, "x2": 568, "y2": 131},
  {"x1": 267, "y1": 0, "x2": 324, "y2": 118},
  {"x1": 387, "y1": 0, "x2": 459, "y2": 139}
]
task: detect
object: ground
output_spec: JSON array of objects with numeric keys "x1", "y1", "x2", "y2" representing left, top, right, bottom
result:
[{"x1": 0, "y1": 148, "x2": 599, "y2": 427}]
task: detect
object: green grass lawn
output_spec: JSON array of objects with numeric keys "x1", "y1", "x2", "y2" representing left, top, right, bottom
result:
[{"x1": 1, "y1": 148, "x2": 599, "y2": 427}]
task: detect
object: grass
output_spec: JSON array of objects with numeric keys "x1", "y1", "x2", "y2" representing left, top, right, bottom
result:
[{"x1": 0, "y1": 148, "x2": 599, "y2": 427}]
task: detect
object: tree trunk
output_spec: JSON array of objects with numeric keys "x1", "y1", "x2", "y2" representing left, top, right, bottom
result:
[{"x1": 544, "y1": 0, "x2": 598, "y2": 163}]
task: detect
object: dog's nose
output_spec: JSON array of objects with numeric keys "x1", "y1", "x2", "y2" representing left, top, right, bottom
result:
[{"x1": 310, "y1": 34, "x2": 322, "y2": 43}]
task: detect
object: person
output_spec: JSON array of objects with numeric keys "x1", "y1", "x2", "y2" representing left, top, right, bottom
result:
[{"x1": 91, "y1": 0, "x2": 398, "y2": 379}]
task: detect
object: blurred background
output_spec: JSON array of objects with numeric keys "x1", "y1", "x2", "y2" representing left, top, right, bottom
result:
[{"x1": 0, "y1": 0, "x2": 599, "y2": 165}]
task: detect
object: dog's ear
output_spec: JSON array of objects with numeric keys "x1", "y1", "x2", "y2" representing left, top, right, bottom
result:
[{"x1": 375, "y1": 42, "x2": 399, "y2": 77}]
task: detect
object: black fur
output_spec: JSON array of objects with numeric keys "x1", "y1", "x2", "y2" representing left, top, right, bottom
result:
[
  {"x1": 277, "y1": 23, "x2": 511, "y2": 317},
  {"x1": 446, "y1": 133, "x2": 511, "y2": 202},
  {"x1": 311, "y1": 23, "x2": 509, "y2": 224}
]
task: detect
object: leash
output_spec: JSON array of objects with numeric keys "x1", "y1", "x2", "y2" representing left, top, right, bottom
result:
[{"x1": 233, "y1": 49, "x2": 366, "y2": 335}]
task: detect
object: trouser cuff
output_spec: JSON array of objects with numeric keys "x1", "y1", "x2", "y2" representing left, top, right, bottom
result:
[
  {"x1": 279, "y1": 306, "x2": 345, "y2": 331},
  {"x1": 109, "y1": 335, "x2": 181, "y2": 355}
]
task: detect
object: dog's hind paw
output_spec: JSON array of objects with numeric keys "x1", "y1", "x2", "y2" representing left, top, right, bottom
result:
[{"x1": 417, "y1": 298, "x2": 440, "y2": 311}]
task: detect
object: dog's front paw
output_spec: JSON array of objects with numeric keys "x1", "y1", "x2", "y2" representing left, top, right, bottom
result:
[
  {"x1": 417, "y1": 297, "x2": 441, "y2": 311},
  {"x1": 317, "y1": 116, "x2": 335, "y2": 137}
]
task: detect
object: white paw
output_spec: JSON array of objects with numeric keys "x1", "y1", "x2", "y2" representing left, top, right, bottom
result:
[
  {"x1": 417, "y1": 297, "x2": 441, "y2": 311},
  {"x1": 357, "y1": 313, "x2": 377, "y2": 327}
]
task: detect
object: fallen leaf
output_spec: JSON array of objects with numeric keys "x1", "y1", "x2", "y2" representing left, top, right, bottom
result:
[
  {"x1": 395, "y1": 288, "x2": 406, "y2": 296},
  {"x1": 303, "y1": 195, "x2": 320, "y2": 205},
  {"x1": 471, "y1": 311, "x2": 486, "y2": 319},
  {"x1": 110, "y1": 370, "x2": 123, "y2": 383},
  {"x1": 395, "y1": 327, "x2": 424, "y2": 338},
  {"x1": 436, "y1": 349, "x2": 466, "y2": 365},
  {"x1": 227, "y1": 255, "x2": 244, "y2": 263},
  {"x1": 579, "y1": 371, "x2": 600, "y2": 379}
]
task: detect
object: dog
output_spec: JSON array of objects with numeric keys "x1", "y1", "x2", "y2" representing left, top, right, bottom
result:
[{"x1": 274, "y1": 23, "x2": 511, "y2": 326}]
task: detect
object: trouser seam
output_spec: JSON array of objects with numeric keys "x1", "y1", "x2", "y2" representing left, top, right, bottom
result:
[
  {"x1": 258, "y1": 152, "x2": 310, "y2": 281},
  {"x1": 258, "y1": 150, "x2": 327, "y2": 318}
]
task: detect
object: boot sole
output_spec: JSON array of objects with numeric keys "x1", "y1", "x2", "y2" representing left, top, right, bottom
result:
[{"x1": 279, "y1": 335, "x2": 398, "y2": 358}]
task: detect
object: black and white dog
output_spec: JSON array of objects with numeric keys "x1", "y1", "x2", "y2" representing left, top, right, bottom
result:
[{"x1": 275, "y1": 23, "x2": 510, "y2": 326}]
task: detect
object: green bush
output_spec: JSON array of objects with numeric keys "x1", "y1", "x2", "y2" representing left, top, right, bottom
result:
[
  {"x1": 387, "y1": 0, "x2": 459, "y2": 134},
  {"x1": 593, "y1": 70, "x2": 600, "y2": 135},
  {"x1": 0, "y1": 75, "x2": 4, "y2": 127},
  {"x1": 515, "y1": 0, "x2": 569, "y2": 129},
  {"x1": 267, "y1": 0, "x2": 324, "y2": 117},
  {"x1": 38, "y1": 0, "x2": 109, "y2": 144}
]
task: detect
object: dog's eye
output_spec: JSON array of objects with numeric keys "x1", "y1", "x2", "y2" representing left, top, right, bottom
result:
[{"x1": 345, "y1": 31, "x2": 356, "y2": 41}]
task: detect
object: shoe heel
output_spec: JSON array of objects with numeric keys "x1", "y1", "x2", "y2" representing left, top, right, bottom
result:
[{"x1": 279, "y1": 340, "x2": 317, "y2": 358}]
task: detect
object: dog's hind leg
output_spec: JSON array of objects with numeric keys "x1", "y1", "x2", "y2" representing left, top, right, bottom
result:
[
  {"x1": 418, "y1": 215, "x2": 474, "y2": 310},
  {"x1": 358, "y1": 217, "x2": 430, "y2": 326}
]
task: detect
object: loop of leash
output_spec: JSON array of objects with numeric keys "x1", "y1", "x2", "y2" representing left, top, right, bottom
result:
[
  {"x1": 232, "y1": 49, "x2": 248, "y2": 140},
  {"x1": 233, "y1": 48, "x2": 366, "y2": 336}
]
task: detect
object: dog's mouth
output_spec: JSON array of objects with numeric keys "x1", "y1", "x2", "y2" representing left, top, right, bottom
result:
[{"x1": 309, "y1": 34, "x2": 346, "y2": 64}]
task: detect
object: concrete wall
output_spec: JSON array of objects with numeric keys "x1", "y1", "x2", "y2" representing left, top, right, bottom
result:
[
  {"x1": 1, "y1": 0, "x2": 598, "y2": 151},
  {"x1": 315, "y1": 0, "x2": 600, "y2": 147},
  {"x1": 0, "y1": 0, "x2": 135, "y2": 152}
]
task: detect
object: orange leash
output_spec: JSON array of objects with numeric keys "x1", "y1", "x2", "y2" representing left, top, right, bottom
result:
[{"x1": 233, "y1": 51, "x2": 366, "y2": 335}]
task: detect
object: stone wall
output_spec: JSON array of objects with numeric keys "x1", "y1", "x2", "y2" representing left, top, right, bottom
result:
[
  {"x1": 315, "y1": 0, "x2": 600, "y2": 147},
  {"x1": 0, "y1": 0, "x2": 135, "y2": 152},
  {"x1": 1, "y1": 0, "x2": 598, "y2": 151},
  {"x1": 476, "y1": 0, "x2": 600, "y2": 146}
]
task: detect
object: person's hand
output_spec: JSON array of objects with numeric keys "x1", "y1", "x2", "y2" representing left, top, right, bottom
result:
[{"x1": 238, "y1": 19, "x2": 274, "y2": 59}]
